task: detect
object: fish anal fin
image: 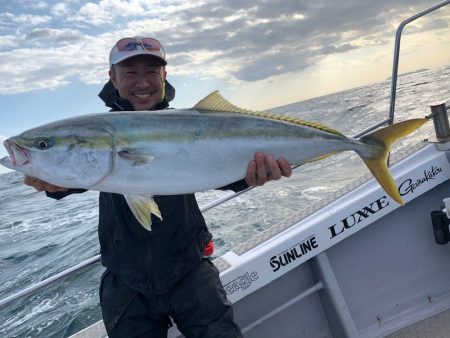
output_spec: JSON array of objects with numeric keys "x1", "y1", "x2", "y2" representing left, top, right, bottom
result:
[{"x1": 125, "y1": 195, "x2": 162, "y2": 231}]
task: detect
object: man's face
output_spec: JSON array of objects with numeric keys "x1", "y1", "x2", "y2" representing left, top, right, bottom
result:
[{"x1": 109, "y1": 55, "x2": 167, "y2": 111}]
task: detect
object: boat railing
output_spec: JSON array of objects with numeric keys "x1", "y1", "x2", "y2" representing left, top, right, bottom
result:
[
  {"x1": 1, "y1": 0, "x2": 449, "y2": 311},
  {"x1": 0, "y1": 185, "x2": 258, "y2": 308}
]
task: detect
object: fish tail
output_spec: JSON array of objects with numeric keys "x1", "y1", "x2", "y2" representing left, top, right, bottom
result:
[{"x1": 358, "y1": 118, "x2": 428, "y2": 205}]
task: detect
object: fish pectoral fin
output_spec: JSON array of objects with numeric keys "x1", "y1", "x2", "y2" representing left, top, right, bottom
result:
[
  {"x1": 118, "y1": 148, "x2": 154, "y2": 166},
  {"x1": 125, "y1": 195, "x2": 162, "y2": 231}
]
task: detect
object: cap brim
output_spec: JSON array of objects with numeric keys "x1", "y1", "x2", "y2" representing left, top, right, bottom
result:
[{"x1": 110, "y1": 50, "x2": 167, "y2": 66}]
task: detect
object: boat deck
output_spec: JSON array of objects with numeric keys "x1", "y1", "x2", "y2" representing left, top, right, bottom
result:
[
  {"x1": 70, "y1": 299, "x2": 450, "y2": 338},
  {"x1": 387, "y1": 308, "x2": 450, "y2": 338}
]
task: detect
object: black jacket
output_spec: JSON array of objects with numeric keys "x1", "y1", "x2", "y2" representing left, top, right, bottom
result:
[{"x1": 49, "y1": 80, "x2": 248, "y2": 295}]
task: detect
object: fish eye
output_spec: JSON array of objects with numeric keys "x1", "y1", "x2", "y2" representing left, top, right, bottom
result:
[
  {"x1": 35, "y1": 138, "x2": 52, "y2": 150},
  {"x1": 38, "y1": 140, "x2": 48, "y2": 149}
]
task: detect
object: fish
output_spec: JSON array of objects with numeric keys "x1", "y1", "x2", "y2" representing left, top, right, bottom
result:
[{"x1": 0, "y1": 91, "x2": 428, "y2": 230}]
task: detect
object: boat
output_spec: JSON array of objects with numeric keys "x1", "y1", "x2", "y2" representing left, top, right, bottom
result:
[{"x1": 2, "y1": 1, "x2": 450, "y2": 337}]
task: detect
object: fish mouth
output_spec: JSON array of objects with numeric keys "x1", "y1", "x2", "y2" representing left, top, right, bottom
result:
[{"x1": 3, "y1": 139, "x2": 30, "y2": 167}]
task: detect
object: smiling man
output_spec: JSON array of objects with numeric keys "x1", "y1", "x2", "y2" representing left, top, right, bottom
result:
[
  {"x1": 109, "y1": 55, "x2": 167, "y2": 111},
  {"x1": 106, "y1": 37, "x2": 169, "y2": 111},
  {"x1": 25, "y1": 36, "x2": 292, "y2": 337}
]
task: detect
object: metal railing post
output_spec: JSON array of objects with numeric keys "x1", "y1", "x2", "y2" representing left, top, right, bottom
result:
[{"x1": 388, "y1": 0, "x2": 450, "y2": 124}]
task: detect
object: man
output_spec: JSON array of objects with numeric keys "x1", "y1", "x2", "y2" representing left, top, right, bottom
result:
[{"x1": 25, "y1": 37, "x2": 292, "y2": 337}]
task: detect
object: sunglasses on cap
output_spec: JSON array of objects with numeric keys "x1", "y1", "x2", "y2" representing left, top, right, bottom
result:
[{"x1": 116, "y1": 37, "x2": 165, "y2": 57}]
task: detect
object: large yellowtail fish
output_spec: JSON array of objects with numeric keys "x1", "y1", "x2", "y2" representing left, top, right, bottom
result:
[{"x1": 0, "y1": 91, "x2": 427, "y2": 230}]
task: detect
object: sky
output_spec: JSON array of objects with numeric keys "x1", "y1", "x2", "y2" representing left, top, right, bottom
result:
[{"x1": 0, "y1": 0, "x2": 450, "y2": 174}]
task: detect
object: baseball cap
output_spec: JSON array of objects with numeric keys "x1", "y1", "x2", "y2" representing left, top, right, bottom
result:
[{"x1": 109, "y1": 36, "x2": 167, "y2": 67}]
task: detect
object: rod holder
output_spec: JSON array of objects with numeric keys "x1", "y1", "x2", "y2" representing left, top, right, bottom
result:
[{"x1": 429, "y1": 102, "x2": 450, "y2": 141}]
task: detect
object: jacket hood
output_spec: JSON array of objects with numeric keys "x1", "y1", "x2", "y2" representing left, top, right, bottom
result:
[{"x1": 98, "y1": 79, "x2": 176, "y2": 110}]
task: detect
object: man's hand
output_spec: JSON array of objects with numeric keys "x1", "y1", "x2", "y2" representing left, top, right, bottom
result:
[
  {"x1": 24, "y1": 175, "x2": 69, "y2": 193},
  {"x1": 245, "y1": 153, "x2": 292, "y2": 187}
]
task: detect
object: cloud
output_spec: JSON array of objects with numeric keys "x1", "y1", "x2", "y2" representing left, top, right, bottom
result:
[
  {"x1": 0, "y1": 35, "x2": 18, "y2": 49},
  {"x1": 30, "y1": 1, "x2": 50, "y2": 10},
  {"x1": 25, "y1": 28, "x2": 86, "y2": 44},
  {"x1": 154, "y1": 0, "x2": 449, "y2": 82},
  {"x1": 0, "y1": 0, "x2": 449, "y2": 95},
  {"x1": 0, "y1": 28, "x2": 111, "y2": 94},
  {"x1": 51, "y1": 3, "x2": 71, "y2": 17},
  {"x1": 71, "y1": 0, "x2": 189, "y2": 26},
  {"x1": 0, "y1": 12, "x2": 51, "y2": 28}
]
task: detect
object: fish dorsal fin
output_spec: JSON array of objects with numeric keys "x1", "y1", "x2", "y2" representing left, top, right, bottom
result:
[
  {"x1": 193, "y1": 91, "x2": 343, "y2": 136},
  {"x1": 194, "y1": 90, "x2": 251, "y2": 114}
]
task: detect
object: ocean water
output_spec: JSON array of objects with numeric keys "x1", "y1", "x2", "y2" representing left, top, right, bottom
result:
[{"x1": 0, "y1": 65, "x2": 449, "y2": 337}]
